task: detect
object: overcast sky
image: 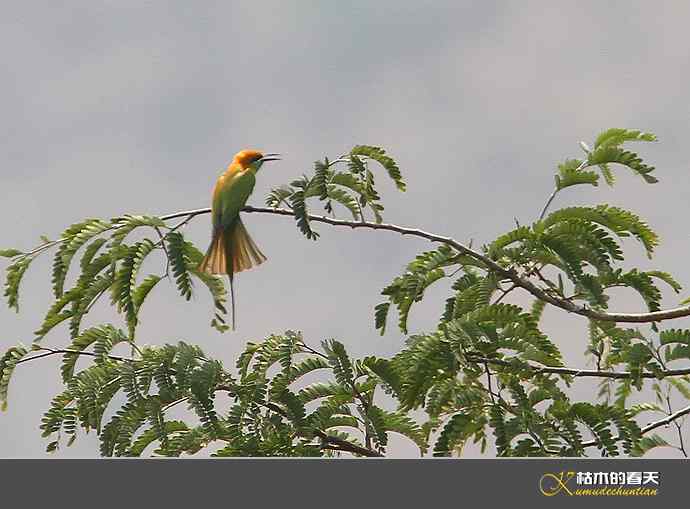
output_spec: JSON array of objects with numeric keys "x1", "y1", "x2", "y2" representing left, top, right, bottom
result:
[{"x1": 2, "y1": 1, "x2": 690, "y2": 458}]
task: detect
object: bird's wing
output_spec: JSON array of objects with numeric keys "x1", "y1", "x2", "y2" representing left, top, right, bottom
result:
[{"x1": 213, "y1": 169, "x2": 257, "y2": 230}]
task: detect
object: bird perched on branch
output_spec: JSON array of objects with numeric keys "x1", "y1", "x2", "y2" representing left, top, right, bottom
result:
[{"x1": 198, "y1": 149, "x2": 280, "y2": 329}]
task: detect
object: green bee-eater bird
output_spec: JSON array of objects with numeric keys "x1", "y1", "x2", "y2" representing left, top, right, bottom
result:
[{"x1": 198, "y1": 149, "x2": 280, "y2": 329}]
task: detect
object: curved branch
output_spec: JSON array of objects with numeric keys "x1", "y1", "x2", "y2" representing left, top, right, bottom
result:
[
  {"x1": 538, "y1": 189, "x2": 559, "y2": 222},
  {"x1": 582, "y1": 403, "x2": 690, "y2": 449},
  {"x1": 231, "y1": 205, "x2": 690, "y2": 324},
  {"x1": 16, "y1": 204, "x2": 690, "y2": 324}
]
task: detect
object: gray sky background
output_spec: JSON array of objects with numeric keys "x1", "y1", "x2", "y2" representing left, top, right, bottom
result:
[{"x1": 2, "y1": 1, "x2": 690, "y2": 458}]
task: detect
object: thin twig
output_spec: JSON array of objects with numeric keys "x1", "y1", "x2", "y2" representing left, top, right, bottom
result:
[
  {"x1": 493, "y1": 284, "x2": 518, "y2": 305},
  {"x1": 466, "y1": 355, "x2": 690, "y2": 380},
  {"x1": 675, "y1": 419, "x2": 688, "y2": 457},
  {"x1": 162, "y1": 397, "x2": 190, "y2": 414},
  {"x1": 537, "y1": 159, "x2": 588, "y2": 222},
  {"x1": 298, "y1": 342, "x2": 329, "y2": 360},
  {"x1": 666, "y1": 391, "x2": 688, "y2": 457},
  {"x1": 484, "y1": 363, "x2": 496, "y2": 404},
  {"x1": 154, "y1": 226, "x2": 172, "y2": 277},
  {"x1": 582, "y1": 403, "x2": 690, "y2": 448},
  {"x1": 16, "y1": 346, "x2": 135, "y2": 365},
  {"x1": 538, "y1": 189, "x2": 559, "y2": 222}
]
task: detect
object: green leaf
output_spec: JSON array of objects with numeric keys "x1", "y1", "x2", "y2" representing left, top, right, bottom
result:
[
  {"x1": 555, "y1": 159, "x2": 599, "y2": 191},
  {"x1": 270, "y1": 356, "x2": 331, "y2": 397},
  {"x1": 68, "y1": 271, "x2": 115, "y2": 339},
  {"x1": 132, "y1": 275, "x2": 163, "y2": 311},
  {"x1": 433, "y1": 413, "x2": 481, "y2": 456},
  {"x1": 265, "y1": 186, "x2": 293, "y2": 209},
  {"x1": 311, "y1": 159, "x2": 330, "y2": 200},
  {"x1": 128, "y1": 421, "x2": 189, "y2": 457},
  {"x1": 350, "y1": 146, "x2": 406, "y2": 192},
  {"x1": 4, "y1": 257, "x2": 33, "y2": 311},
  {"x1": 631, "y1": 434, "x2": 670, "y2": 457},
  {"x1": 530, "y1": 299, "x2": 547, "y2": 324},
  {"x1": 167, "y1": 232, "x2": 194, "y2": 300},
  {"x1": 0, "y1": 249, "x2": 23, "y2": 258},
  {"x1": 360, "y1": 357, "x2": 401, "y2": 397},
  {"x1": 61, "y1": 325, "x2": 128, "y2": 382},
  {"x1": 110, "y1": 240, "x2": 156, "y2": 336},
  {"x1": 0, "y1": 346, "x2": 29, "y2": 410},
  {"x1": 488, "y1": 226, "x2": 532, "y2": 259},
  {"x1": 647, "y1": 271, "x2": 682, "y2": 293},
  {"x1": 594, "y1": 128, "x2": 657, "y2": 149},
  {"x1": 543, "y1": 205, "x2": 659, "y2": 258},
  {"x1": 298, "y1": 381, "x2": 352, "y2": 404},
  {"x1": 378, "y1": 409, "x2": 427, "y2": 453},
  {"x1": 668, "y1": 378, "x2": 690, "y2": 400},
  {"x1": 588, "y1": 147, "x2": 657, "y2": 185},
  {"x1": 330, "y1": 172, "x2": 364, "y2": 193},
  {"x1": 322, "y1": 340, "x2": 354, "y2": 387},
  {"x1": 56, "y1": 219, "x2": 113, "y2": 296},
  {"x1": 110, "y1": 215, "x2": 166, "y2": 247},
  {"x1": 289, "y1": 179, "x2": 319, "y2": 240},
  {"x1": 100, "y1": 400, "x2": 148, "y2": 456},
  {"x1": 190, "y1": 269, "x2": 229, "y2": 333},
  {"x1": 277, "y1": 388, "x2": 306, "y2": 427},
  {"x1": 660, "y1": 329, "x2": 690, "y2": 362},
  {"x1": 326, "y1": 185, "x2": 360, "y2": 219},
  {"x1": 380, "y1": 245, "x2": 459, "y2": 333},
  {"x1": 34, "y1": 288, "x2": 82, "y2": 338},
  {"x1": 51, "y1": 219, "x2": 105, "y2": 298},
  {"x1": 80, "y1": 238, "x2": 109, "y2": 271},
  {"x1": 660, "y1": 329, "x2": 690, "y2": 346},
  {"x1": 374, "y1": 302, "x2": 390, "y2": 335}
]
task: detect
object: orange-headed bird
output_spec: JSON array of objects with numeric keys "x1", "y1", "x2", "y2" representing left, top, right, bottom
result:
[{"x1": 198, "y1": 149, "x2": 280, "y2": 329}]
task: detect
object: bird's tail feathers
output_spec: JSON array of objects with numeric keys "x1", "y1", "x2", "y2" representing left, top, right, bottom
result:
[
  {"x1": 198, "y1": 220, "x2": 267, "y2": 276},
  {"x1": 198, "y1": 220, "x2": 267, "y2": 331},
  {"x1": 229, "y1": 219, "x2": 267, "y2": 273},
  {"x1": 198, "y1": 229, "x2": 227, "y2": 275}
]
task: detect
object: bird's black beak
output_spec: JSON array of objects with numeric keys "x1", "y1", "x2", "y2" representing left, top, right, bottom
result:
[{"x1": 261, "y1": 153, "x2": 281, "y2": 162}]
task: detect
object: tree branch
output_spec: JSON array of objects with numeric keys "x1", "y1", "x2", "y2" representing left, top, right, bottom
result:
[
  {"x1": 16, "y1": 347, "x2": 135, "y2": 365},
  {"x1": 254, "y1": 400, "x2": 383, "y2": 458},
  {"x1": 582, "y1": 403, "x2": 690, "y2": 449},
  {"x1": 465, "y1": 355, "x2": 690, "y2": 380},
  {"x1": 317, "y1": 432, "x2": 383, "y2": 457},
  {"x1": 230, "y1": 205, "x2": 690, "y2": 324},
  {"x1": 538, "y1": 189, "x2": 559, "y2": 222},
  {"x1": 17, "y1": 204, "x2": 690, "y2": 324}
]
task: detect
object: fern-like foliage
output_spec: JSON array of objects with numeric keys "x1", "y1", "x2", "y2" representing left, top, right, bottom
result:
[
  {"x1": 563, "y1": 128, "x2": 658, "y2": 188},
  {"x1": 0, "y1": 345, "x2": 29, "y2": 411},
  {"x1": 28, "y1": 331, "x2": 425, "y2": 457},
  {"x1": 266, "y1": 146, "x2": 406, "y2": 239},
  {"x1": 371, "y1": 128, "x2": 687, "y2": 456},
  {"x1": 1, "y1": 131, "x2": 688, "y2": 458},
  {"x1": 1, "y1": 211, "x2": 231, "y2": 342}
]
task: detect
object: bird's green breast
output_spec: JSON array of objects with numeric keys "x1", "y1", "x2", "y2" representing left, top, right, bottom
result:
[{"x1": 213, "y1": 169, "x2": 256, "y2": 229}]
